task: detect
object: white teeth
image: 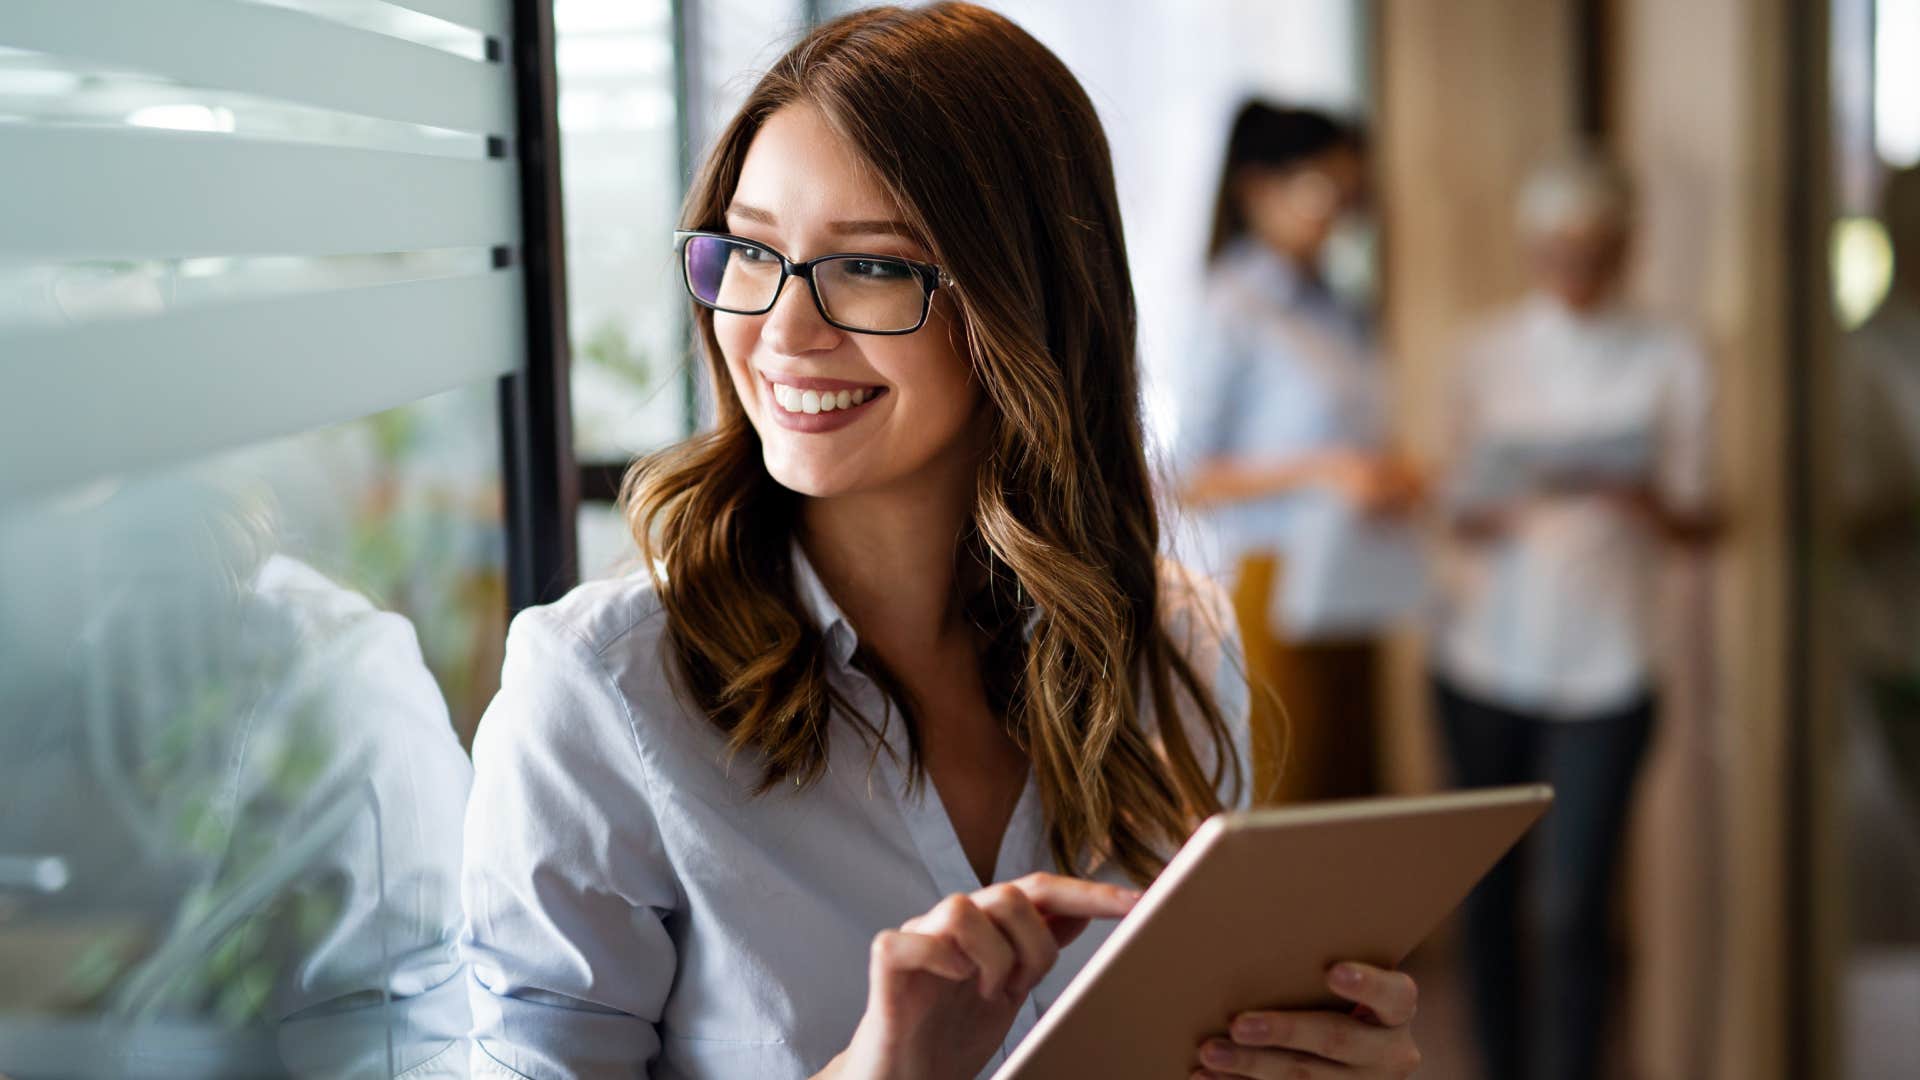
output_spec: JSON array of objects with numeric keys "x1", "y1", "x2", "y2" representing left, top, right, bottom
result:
[{"x1": 769, "y1": 381, "x2": 879, "y2": 414}]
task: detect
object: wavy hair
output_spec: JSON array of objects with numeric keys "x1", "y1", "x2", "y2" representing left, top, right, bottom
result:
[{"x1": 621, "y1": 1, "x2": 1242, "y2": 883}]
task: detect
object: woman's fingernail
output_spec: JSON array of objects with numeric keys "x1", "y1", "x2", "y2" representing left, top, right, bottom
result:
[
  {"x1": 1201, "y1": 1040, "x2": 1234, "y2": 1066},
  {"x1": 1232, "y1": 1015, "x2": 1268, "y2": 1041},
  {"x1": 1331, "y1": 962, "x2": 1364, "y2": 988}
]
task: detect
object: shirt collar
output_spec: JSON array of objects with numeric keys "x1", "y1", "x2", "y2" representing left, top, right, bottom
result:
[
  {"x1": 1220, "y1": 235, "x2": 1316, "y2": 309},
  {"x1": 1527, "y1": 289, "x2": 1628, "y2": 333},
  {"x1": 790, "y1": 537, "x2": 859, "y2": 668},
  {"x1": 787, "y1": 536, "x2": 1044, "y2": 671},
  {"x1": 1217, "y1": 235, "x2": 1370, "y2": 344}
]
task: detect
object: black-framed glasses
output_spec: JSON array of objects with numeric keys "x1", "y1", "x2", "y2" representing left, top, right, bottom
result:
[{"x1": 673, "y1": 230, "x2": 954, "y2": 335}]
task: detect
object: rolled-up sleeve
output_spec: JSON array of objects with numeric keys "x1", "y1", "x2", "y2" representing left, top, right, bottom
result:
[{"x1": 461, "y1": 611, "x2": 680, "y2": 1079}]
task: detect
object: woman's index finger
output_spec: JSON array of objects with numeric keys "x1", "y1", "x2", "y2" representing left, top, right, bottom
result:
[{"x1": 1000, "y1": 873, "x2": 1141, "y2": 920}]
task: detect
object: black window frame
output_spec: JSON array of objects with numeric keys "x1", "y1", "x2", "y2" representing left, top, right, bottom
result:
[{"x1": 502, "y1": 0, "x2": 579, "y2": 611}]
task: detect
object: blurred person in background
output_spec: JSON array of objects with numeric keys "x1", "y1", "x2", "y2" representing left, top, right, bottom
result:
[
  {"x1": 1430, "y1": 148, "x2": 1718, "y2": 1080},
  {"x1": 1176, "y1": 102, "x2": 1421, "y2": 803}
]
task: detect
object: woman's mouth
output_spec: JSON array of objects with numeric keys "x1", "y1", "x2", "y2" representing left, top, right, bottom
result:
[
  {"x1": 770, "y1": 381, "x2": 881, "y2": 415},
  {"x1": 760, "y1": 375, "x2": 888, "y2": 433}
]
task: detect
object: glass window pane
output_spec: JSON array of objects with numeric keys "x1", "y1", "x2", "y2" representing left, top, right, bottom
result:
[
  {"x1": 557, "y1": 0, "x2": 690, "y2": 464},
  {"x1": 690, "y1": 0, "x2": 809, "y2": 153},
  {"x1": 0, "y1": 383, "x2": 501, "y2": 1076},
  {"x1": 562, "y1": 0, "x2": 809, "y2": 579}
]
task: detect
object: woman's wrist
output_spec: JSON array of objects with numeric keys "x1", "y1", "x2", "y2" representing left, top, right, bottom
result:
[{"x1": 818, "y1": 1024, "x2": 909, "y2": 1080}]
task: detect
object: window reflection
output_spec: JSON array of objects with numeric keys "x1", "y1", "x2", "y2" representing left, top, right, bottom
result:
[{"x1": 0, "y1": 384, "x2": 500, "y2": 1077}]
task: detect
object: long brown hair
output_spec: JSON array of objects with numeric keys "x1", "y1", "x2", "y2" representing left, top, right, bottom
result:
[{"x1": 621, "y1": 2, "x2": 1241, "y2": 884}]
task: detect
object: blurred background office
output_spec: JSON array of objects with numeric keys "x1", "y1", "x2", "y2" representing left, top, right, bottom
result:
[{"x1": 1, "y1": 1, "x2": 1916, "y2": 1078}]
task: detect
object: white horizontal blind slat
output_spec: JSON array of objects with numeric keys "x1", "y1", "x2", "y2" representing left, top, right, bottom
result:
[
  {"x1": 387, "y1": 0, "x2": 513, "y2": 41},
  {"x1": 1, "y1": 127, "x2": 519, "y2": 260},
  {"x1": 0, "y1": 271, "x2": 525, "y2": 502},
  {"x1": 1, "y1": 0, "x2": 515, "y2": 135}
]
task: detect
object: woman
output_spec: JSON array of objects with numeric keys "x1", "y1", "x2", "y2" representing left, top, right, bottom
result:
[
  {"x1": 1177, "y1": 103, "x2": 1420, "y2": 802},
  {"x1": 461, "y1": 7, "x2": 1421, "y2": 1079},
  {"x1": 1432, "y1": 149, "x2": 1716, "y2": 1080}
]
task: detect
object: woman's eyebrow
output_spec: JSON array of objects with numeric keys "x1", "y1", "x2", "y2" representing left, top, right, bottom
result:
[
  {"x1": 725, "y1": 202, "x2": 918, "y2": 239},
  {"x1": 725, "y1": 203, "x2": 779, "y2": 226},
  {"x1": 827, "y1": 218, "x2": 918, "y2": 238}
]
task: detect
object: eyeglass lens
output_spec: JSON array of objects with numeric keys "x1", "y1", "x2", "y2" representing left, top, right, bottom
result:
[{"x1": 683, "y1": 234, "x2": 928, "y2": 332}]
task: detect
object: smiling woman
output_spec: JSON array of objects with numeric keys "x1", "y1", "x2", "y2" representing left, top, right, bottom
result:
[
  {"x1": 702, "y1": 104, "x2": 979, "y2": 501},
  {"x1": 458, "y1": 5, "x2": 1421, "y2": 1080}
]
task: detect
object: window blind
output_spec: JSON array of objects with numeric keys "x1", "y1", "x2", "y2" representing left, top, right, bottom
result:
[{"x1": 0, "y1": 0, "x2": 524, "y2": 503}]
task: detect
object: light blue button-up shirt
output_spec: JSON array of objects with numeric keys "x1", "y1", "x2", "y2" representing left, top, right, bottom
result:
[
  {"x1": 1172, "y1": 238, "x2": 1385, "y2": 584},
  {"x1": 459, "y1": 545, "x2": 1248, "y2": 1079}
]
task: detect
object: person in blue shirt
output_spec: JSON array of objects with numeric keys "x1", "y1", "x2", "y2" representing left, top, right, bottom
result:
[{"x1": 1175, "y1": 103, "x2": 1422, "y2": 802}]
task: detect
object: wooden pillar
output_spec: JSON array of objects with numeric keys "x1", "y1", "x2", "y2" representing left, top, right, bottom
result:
[
  {"x1": 1611, "y1": 0, "x2": 1795, "y2": 1076},
  {"x1": 1373, "y1": 0, "x2": 1578, "y2": 791}
]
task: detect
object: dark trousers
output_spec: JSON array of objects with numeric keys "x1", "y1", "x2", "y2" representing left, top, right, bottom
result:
[{"x1": 1432, "y1": 677, "x2": 1655, "y2": 1080}]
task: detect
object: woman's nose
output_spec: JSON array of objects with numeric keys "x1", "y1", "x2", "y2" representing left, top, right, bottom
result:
[{"x1": 758, "y1": 273, "x2": 843, "y2": 355}]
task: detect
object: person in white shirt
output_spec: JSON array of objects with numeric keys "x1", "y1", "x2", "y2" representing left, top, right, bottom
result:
[
  {"x1": 1430, "y1": 150, "x2": 1717, "y2": 1080},
  {"x1": 459, "y1": 6, "x2": 1424, "y2": 1080}
]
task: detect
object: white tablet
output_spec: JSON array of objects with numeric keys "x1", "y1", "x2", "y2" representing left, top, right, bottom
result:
[{"x1": 991, "y1": 784, "x2": 1554, "y2": 1080}]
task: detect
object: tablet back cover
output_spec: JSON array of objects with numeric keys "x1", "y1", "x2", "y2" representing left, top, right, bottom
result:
[{"x1": 991, "y1": 785, "x2": 1551, "y2": 1080}]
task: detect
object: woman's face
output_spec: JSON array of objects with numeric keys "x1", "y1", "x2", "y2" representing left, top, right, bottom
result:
[
  {"x1": 1529, "y1": 217, "x2": 1630, "y2": 313},
  {"x1": 1239, "y1": 145, "x2": 1366, "y2": 264},
  {"x1": 714, "y1": 104, "x2": 981, "y2": 500}
]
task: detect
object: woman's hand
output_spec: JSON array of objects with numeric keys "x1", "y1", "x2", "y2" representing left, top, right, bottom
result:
[
  {"x1": 1319, "y1": 452, "x2": 1425, "y2": 517},
  {"x1": 818, "y1": 873, "x2": 1139, "y2": 1080},
  {"x1": 1190, "y1": 962, "x2": 1422, "y2": 1079}
]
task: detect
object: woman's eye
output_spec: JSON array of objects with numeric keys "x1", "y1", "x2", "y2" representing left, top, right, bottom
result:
[
  {"x1": 844, "y1": 259, "x2": 912, "y2": 280},
  {"x1": 735, "y1": 245, "x2": 778, "y2": 264}
]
